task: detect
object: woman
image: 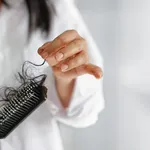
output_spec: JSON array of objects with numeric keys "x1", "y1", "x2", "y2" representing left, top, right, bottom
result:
[{"x1": 0, "y1": 0, "x2": 104, "y2": 150}]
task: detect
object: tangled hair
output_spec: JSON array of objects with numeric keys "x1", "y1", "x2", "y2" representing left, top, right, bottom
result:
[
  {"x1": 0, "y1": 61, "x2": 46, "y2": 103},
  {"x1": 2, "y1": 0, "x2": 54, "y2": 37}
]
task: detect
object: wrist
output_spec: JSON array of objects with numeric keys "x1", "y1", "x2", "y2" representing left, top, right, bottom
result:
[
  {"x1": 55, "y1": 76, "x2": 75, "y2": 85},
  {"x1": 55, "y1": 76, "x2": 76, "y2": 108}
]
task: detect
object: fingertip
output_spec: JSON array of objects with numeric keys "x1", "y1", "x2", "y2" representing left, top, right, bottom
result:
[
  {"x1": 94, "y1": 70, "x2": 103, "y2": 79},
  {"x1": 93, "y1": 73, "x2": 100, "y2": 79},
  {"x1": 38, "y1": 48, "x2": 44, "y2": 55}
]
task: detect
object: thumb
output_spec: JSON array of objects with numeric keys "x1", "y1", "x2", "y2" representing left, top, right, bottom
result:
[{"x1": 75, "y1": 63, "x2": 103, "y2": 79}]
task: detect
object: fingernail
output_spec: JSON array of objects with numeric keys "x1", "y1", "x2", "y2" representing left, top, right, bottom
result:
[
  {"x1": 61, "y1": 64, "x2": 68, "y2": 72},
  {"x1": 55, "y1": 52, "x2": 64, "y2": 61}
]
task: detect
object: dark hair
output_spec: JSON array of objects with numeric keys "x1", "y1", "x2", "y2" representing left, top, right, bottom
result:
[{"x1": 2, "y1": 0, "x2": 53, "y2": 37}]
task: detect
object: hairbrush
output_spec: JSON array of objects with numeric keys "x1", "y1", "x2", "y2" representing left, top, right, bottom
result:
[{"x1": 0, "y1": 61, "x2": 47, "y2": 139}]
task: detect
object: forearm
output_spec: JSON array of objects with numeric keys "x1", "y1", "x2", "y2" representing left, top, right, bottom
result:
[{"x1": 55, "y1": 78, "x2": 75, "y2": 108}]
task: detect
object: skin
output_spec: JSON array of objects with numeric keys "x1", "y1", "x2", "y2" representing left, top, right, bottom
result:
[{"x1": 38, "y1": 30, "x2": 103, "y2": 108}]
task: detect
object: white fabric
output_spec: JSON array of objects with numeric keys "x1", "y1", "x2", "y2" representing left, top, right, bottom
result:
[{"x1": 0, "y1": 0, "x2": 104, "y2": 150}]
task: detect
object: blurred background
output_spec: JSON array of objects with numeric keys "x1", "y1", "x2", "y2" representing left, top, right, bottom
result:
[{"x1": 59, "y1": 0, "x2": 150, "y2": 150}]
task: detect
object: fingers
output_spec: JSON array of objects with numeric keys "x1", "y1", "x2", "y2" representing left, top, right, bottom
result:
[
  {"x1": 45, "y1": 38, "x2": 87, "y2": 66},
  {"x1": 55, "y1": 38, "x2": 86, "y2": 61},
  {"x1": 72, "y1": 64, "x2": 103, "y2": 79},
  {"x1": 37, "y1": 30, "x2": 103, "y2": 80},
  {"x1": 53, "y1": 30, "x2": 79, "y2": 47},
  {"x1": 38, "y1": 30, "x2": 80, "y2": 59},
  {"x1": 53, "y1": 63, "x2": 103, "y2": 80},
  {"x1": 83, "y1": 64, "x2": 103, "y2": 79},
  {"x1": 58, "y1": 51, "x2": 88, "y2": 72}
]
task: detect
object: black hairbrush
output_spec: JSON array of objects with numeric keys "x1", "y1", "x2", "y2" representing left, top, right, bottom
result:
[{"x1": 0, "y1": 61, "x2": 47, "y2": 139}]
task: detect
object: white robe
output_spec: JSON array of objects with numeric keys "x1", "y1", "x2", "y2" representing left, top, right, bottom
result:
[{"x1": 0, "y1": 0, "x2": 104, "y2": 149}]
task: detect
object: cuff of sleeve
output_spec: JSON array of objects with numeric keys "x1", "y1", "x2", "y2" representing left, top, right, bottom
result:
[
  {"x1": 43, "y1": 66, "x2": 103, "y2": 118},
  {"x1": 64, "y1": 74, "x2": 103, "y2": 117}
]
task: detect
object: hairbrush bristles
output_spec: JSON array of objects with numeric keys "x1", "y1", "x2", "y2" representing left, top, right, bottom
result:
[{"x1": 0, "y1": 61, "x2": 47, "y2": 139}]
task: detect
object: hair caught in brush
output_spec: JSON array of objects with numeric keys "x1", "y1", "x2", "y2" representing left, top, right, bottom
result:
[{"x1": 0, "y1": 60, "x2": 47, "y2": 104}]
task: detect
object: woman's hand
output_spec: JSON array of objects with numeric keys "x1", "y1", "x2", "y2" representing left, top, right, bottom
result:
[
  {"x1": 38, "y1": 30, "x2": 103, "y2": 107},
  {"x1": 38, "y1": 30, "x2": 103, "y2": 82}
]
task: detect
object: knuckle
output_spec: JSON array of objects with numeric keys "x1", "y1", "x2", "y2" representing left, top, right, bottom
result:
[
  {"x1": 69, "y1": 29, "x2": 78, "y2": 35},
  {"x1": 56, "y1": 36, "x2": 66, "y2": 45},
  {"x1": 73, "y1": 40, "x2": 80, "y2": 47},
  {"x1": 74, "y1": 38, "x2": 87, "y2": 50}
]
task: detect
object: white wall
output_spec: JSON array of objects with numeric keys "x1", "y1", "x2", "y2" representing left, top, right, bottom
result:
[
  {"x1": 60, "y1": 0, "x2": 150, "y2": 150},
  {"x1": 118, "y1": 0, "x2": 150, "y2": 150}
]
